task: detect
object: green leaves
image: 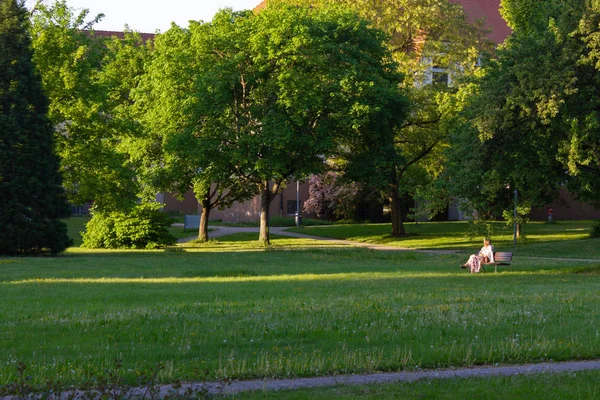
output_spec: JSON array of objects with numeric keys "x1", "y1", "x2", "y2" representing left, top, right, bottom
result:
[
  {"x1": 134, "y1": 3, "x2": 407, "y2": 241},
  {"x1": 447, "y1": 0, "x2": 600, "y2": 220},
  {"x1": 30, "y1": 1, "x2": 140, "y2": 211}
]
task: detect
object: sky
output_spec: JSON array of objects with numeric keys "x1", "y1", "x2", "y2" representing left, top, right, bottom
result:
[{"x1": 26, "y1": 0, "x2": 262, "y2": 33}]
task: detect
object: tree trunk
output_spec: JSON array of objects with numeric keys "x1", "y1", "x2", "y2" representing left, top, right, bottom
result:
[
  {"x1": 390, "y1": 186, "x2": 406, "y2": 237},
  {"x1": 389, "y1": 168, "x2": 406, "y2": 237},
  {"x1": 198, "y1": 201, "x2": 211, "y2": 241},
  {"x1": 259, "y1": 181, "x2": 271, "y2": 245},
  {"x1": 516, "y1": 222, "x2": 522, "y2": 239}
]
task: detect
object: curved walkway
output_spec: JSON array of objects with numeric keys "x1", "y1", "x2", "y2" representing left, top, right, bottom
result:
[
  {"x1": 179, "y1": 226, "x2": 600, "y2": 262},
  {"x1": 180, "y1": 359, "x2": 600, "y2": 395}
]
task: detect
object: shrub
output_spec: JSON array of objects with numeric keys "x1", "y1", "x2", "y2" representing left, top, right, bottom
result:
[
  {"x1": 82, "y1": 204, "x2": 176, "y2": 249},
  {"x1": 591, "y1": 220, "x2": 600, "y2": 238},
  {"x1": 304, "y1": 172, "x2": 361, "y2": 221}
]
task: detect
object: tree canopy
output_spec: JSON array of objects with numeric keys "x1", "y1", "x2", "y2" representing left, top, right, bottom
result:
[
  {"x1": 446, "y1": 0, "x2": 600, "y2": 225},
  {"x1": 276, "y1": 0, "x2": 491, "y2": 235},
  {"x1": 135, "y1": 3, "x2": 408, "y2": 243},
  {"x1": 30, "y1": 0, "x2": 141, "y2": 211}
]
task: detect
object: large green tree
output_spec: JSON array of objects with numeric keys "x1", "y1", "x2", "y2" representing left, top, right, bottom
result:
[
  {"x1": 136, "y1": 4, "x2": 408, "y2": 243},
  {"x1": 132, "y1": 15, "x2": 258, "y2": 242},
  {"x1": 446, "y1": 0, "x2": 600, "y2": 229},
  {"x1": 275, "y1": 0, "x2": 491, "y2": 235},
  {"x1": 0, "y1": 0, "x2": 71, "y2": 255}
]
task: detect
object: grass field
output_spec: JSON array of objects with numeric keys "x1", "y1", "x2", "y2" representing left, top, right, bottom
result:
[{"x1": 1, "y1": 219, "x2": 599, "y2": 396}]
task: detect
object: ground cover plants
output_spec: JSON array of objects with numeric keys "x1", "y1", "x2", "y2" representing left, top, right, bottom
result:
[{"x1": 1, "y1": 225, "x2": 600, "y2": 393}]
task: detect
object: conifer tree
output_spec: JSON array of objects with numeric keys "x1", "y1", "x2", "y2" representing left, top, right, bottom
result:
[{"x1": 0, "y1": 0, "x2": 72, "y2": 254}]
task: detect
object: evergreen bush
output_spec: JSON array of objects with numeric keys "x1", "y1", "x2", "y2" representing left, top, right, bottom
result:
[{"x1": 0, "y1": 0, "x2": 72, "y2": 255}]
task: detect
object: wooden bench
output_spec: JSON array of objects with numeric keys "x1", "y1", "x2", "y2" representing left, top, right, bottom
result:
[{"x1": 482, "y1": 251, "x2": 513, "y2": 273}]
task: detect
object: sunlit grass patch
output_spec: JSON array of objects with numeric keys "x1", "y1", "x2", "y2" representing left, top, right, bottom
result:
[{"x1": 289, "y1": 221, "x2": 600, "y2": 259}]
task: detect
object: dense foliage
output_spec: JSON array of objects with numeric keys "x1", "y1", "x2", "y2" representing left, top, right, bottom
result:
[
  {"x1": 0, "y1": 0, "x2": 72, "y2": 255},
  {"x1": 445, "y1": 0, "x2": 600, "y2": 225},
  {"x1": 30, "y1": 1, "x2": 143, "y2": 212},
  {"x1": 81, "y1": 203, "x2": 176, "y2": 249},
  {"x1": 303, "y1": 172, "x2": 362, "y2": 221},
  {"x1": 135, "y1": 3, "x2": 408, "y2": 244},
  {"x1": 279, "y1": 0, "x2": 492, "y2": 236}
]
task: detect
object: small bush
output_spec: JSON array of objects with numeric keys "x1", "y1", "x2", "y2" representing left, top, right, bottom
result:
[
  {"x1": 591, "y1": 220, "x2": 600, "y2": 238},
  {"x1": 82, "y1": 203, "x2": 176, "y2": 249}
]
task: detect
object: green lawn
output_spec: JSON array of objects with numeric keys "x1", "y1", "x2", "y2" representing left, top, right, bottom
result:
[{"x1": 1, "y1": 219, "x2": 599, "y2": 394}]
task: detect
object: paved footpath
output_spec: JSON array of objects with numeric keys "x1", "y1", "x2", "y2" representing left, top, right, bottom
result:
[
  {"x1": 161, "y1": 359, "x2": 600, "y2": 396},
  {"x1": 5, "y1": 359, "x2": 597, "y2": 399},
  {"x1": 180, "y1": 226, "x2": 600, "y2": 262}
]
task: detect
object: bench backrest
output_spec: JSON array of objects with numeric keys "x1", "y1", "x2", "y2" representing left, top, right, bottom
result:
[{"x1": 494, "y1": 252, "x2": 513, "y2": 263}]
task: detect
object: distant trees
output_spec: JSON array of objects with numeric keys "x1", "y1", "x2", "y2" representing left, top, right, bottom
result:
[{"x1": 0, "y1": 0, "x2": 72, "y2": 255}]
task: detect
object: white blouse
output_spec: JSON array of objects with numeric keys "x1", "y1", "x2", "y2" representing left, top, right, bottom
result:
[{"x1": 479, "y1": 244, "x2": 494, "y2": 262}]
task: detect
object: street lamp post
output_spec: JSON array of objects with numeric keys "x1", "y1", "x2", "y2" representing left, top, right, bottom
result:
[
  {"x1": 296, "y1": 179, "x2": 301, "y2": 228},
  {"x1": 513, "y1": 188, "x2": 518, "y2": 245}
]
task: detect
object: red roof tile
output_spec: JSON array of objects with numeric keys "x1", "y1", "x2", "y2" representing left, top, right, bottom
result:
[
  {"x1": 253, "y1": 0, "x2": 511, "y2": 44},
  {"x1": 450, "y1": 0, "x2": 511, "y2": 43}
]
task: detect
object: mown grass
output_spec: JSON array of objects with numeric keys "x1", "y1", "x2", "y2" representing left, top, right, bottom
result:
[
  {"x1": 1, "y1": 230, "x2": 600, "y2": 388},
  {"x1": 1, "y1": 218, "x2": 599, "y2": 393},
  {"x1": 233, "y1": 370, "x2": 600, "y2": 399}
]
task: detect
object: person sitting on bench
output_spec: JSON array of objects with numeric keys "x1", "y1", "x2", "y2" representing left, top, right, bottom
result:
[{"x1": 461, "y1": 238, "x2": 494, "y2": 273}]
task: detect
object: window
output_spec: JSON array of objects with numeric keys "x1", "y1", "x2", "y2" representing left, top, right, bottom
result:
[{"x1": 431, "y1": 67, "x2": 449, "y2": 86}]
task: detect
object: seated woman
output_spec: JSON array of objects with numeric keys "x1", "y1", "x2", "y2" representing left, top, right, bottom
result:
[{"x1": 461, "y1": 238, "x2": 494, "y2": 273}]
